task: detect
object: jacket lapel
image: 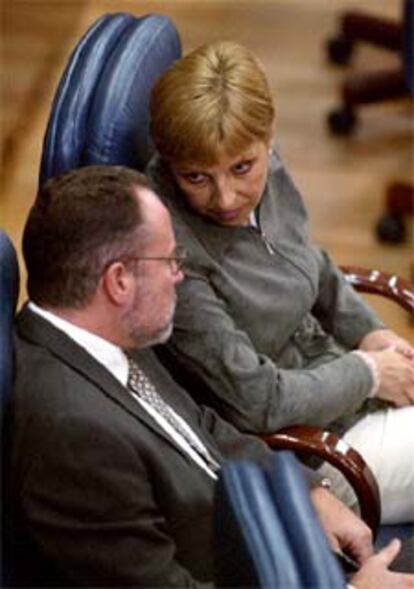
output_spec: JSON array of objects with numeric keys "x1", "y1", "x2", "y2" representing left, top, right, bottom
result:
[{"x1": 15, "y1": 306, "x2": 197, "y2": 461}]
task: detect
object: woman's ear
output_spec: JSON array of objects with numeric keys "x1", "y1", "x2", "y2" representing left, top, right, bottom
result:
[{"x1": 102, "y1": 262, "x2": 133, "y2": 306}]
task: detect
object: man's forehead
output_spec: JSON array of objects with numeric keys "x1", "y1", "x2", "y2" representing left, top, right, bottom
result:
[
  {"x1": 133, "y1": 185, "x2": 174, "y2": 245},
  {"x1": 133, "y1": 185, "x2": 166, "y2": 216}
]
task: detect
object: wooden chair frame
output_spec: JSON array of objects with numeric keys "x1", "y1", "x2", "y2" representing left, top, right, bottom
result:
[{"x1": 266, "y1": 265, "x2": 414, "y2": 536}]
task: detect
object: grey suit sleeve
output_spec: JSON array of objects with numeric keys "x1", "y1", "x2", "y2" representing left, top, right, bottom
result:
[
  {"x1": 21, "y1": 413, "x2": 213, "y2": 588},
  {"x1": 311, "y1": 247, "x2": 385, "y2": 348},
  {"x1": 168, "y1": 273, "x2": 373, "y2": 434}
]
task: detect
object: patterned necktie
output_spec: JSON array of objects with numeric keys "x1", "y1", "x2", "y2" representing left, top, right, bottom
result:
[{"x1": 127, "y1": 357, "x2": 220, "y2": 473}]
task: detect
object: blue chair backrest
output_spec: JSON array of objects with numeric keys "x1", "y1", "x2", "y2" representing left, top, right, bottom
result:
[
  {"x1": 0, "y1": 230, "x2": 19, "y2": 414},
  {"x1": 214, "y1": 451, "x2": 346, "y2": 588},
  {"x1": 39, "y1": 12, "x2": 182, "y2": 186},
  {"x1": 0, "y1": 229, "x2": 19, "y2": 586}
]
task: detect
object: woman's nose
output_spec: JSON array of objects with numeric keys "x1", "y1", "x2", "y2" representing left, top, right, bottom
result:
[{"x1": 214, "y1": 178, "x2": 236, "y2": 209}]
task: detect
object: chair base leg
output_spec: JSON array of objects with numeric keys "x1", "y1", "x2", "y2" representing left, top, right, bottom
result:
[
  {"x1": 326, "y1": 9, "x2": 406, "y2": 135},
  {"x1": 327, "y1": 70, "x2": 408, "y2": 135},
  {"x1": 341, "y1": 12, "x2": 402, "y2": 51},
  {"x1": 376, "y1": 183, "x2": 414, "y2": 244},
  {"x1": 343, "y1": 69, "x2": 407, "y2": 107},
  {"x1": 386, "y1": 182, "x2": 414, "y2": 216},
  {"x1": 326, "y1": 11, "x2": 401, "y2": 66}
]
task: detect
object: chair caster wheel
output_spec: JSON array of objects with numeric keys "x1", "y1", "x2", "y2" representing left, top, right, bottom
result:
[
  {"x1": 326, "y1": 36, "x2": 353, "y2": 66},
  {"x1": 376, "y1": 215, "x2": 406, "y2": 243},
  {"x1": 327, "y1": 108, "x2": 356, "y2": 135}
]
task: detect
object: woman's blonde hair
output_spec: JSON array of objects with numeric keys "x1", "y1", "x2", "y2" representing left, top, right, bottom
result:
[{"x1": 149, "y1": 41, "x2": 275, "y2": 165}]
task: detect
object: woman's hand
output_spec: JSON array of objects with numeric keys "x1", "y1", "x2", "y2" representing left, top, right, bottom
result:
[
  {"x1": 359, "y1": 329, "x2": 414, "y2": 360},
  {"x1": 365, "y1": 347, "x2": 414, "y2": 406},
  {"x1": 351, "y1": 539, "x2": 414, "y2": 589},
  {"x1": 310, "y1": 487, "x2": 373, "y2": 565}
]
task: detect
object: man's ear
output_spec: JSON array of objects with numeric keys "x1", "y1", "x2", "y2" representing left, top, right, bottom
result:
[{"x1": 101, "y1": 262, "x2": 133, "y2": 306}]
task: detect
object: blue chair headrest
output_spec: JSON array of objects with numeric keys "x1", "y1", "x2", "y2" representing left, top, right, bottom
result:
[{"x1": 39, "y1": 12, "x2": 181, "y2": 186}]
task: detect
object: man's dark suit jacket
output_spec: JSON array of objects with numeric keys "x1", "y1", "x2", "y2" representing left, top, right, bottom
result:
[{"x1": 4, "y1": 306, "x2": 271, "y2": 587}]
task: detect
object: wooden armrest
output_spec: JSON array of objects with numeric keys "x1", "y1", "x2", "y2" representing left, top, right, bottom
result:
[
  {"x1": 341, "y1": 265, "x2": 414, "y2": 315},
  {"x1": 260, "y1": 425, "x2": 381, "y2": 535}
]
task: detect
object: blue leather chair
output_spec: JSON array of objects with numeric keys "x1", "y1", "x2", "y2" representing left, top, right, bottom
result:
[
  {"x1": 39, "y1": 12, "x2": 181, "y2": 185},
  {"x1": 0, "y1": 230, "x2": 19, "y2": 414},
  {"x1": 3, "y1": 21, "x2": 180, "y2": 582},
  {"x1": 37, "y1": 11, "x2": 414, "y2": 540},
  {"x1": 214, "y1": 451, "x2": 347, "y2": 588},
  {"x1": 0, "y1": 229, "x2": 20, "y2": 586},
  {"x1": 215, "y1": 451, "x2": 414, "y2": 586}
]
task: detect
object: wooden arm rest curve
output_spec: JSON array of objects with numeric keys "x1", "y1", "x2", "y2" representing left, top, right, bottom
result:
[
  {"x1": 341, "y1": 265, "x2": 414, "y2": 315},
  {"x1": 260, "y1": 425, "x2": 381, "y2": 535}
]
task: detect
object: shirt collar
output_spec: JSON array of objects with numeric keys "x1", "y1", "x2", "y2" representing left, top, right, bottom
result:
[{"x1": 249, "y1": 209, "x2": 259, "y2": 228}]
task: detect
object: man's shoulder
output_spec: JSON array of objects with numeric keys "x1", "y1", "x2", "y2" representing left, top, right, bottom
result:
[
  {"x1": 13, "y1": 329, "x2": 81, "y2": 415},
  {"x1": 12, "y1": 308, "x2": 103, "y2": 418}
]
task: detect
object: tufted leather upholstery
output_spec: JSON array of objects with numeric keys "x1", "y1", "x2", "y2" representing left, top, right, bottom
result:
[
  {"x1": 39, "y1": 12, "x2": 181, "y2": 186},
  {"x1": 214, "y1": 451, "x2": 347, "y2": 588}
]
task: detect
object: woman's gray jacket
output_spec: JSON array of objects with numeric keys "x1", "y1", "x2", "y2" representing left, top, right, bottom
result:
[{"x1": 147, "y1": 150, "x2": 385, "y2": 434}]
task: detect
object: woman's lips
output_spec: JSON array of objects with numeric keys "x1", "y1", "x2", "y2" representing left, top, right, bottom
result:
[{"x1": 211, "y1": 208, "x2": 242, "y2": 221}]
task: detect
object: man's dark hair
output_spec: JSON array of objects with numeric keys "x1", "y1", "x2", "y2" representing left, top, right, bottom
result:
[{"x1": 23, "y1": 165, "x2": 151, "y2": 308}]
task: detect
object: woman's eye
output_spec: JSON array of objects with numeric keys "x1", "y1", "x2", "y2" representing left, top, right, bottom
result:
[
  {"x1": 233, "y1": 160, "x2": 253, "y2": 175},
  {"x1": 182, "y1": 173, "x2": 206, "y2": 185}
]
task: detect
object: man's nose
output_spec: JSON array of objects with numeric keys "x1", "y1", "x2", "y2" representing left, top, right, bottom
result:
[{"x1": 173, "y1": 267, "x2": 184, "y2": 285}]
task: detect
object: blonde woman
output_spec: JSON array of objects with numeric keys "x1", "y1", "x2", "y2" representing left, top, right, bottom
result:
[{"x1": 147, "y1": 41, "x2": 414, "y2": 524}]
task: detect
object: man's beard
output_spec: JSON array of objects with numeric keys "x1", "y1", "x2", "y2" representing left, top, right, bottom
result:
[
  {"x1": 123, "y1": 297, "x2": 176, "y2": 349},
  {"x1": 134, "y1": 319, "x2": 173, "y2": 348}
]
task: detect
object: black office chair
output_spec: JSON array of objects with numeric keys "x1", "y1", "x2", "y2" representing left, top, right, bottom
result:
[
  {"x1": 325, "y1": 1, "x2": 414, "y2": 244},
  {"x1": 326, "y1": 0, "x2": 414, "y2": 135}
]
